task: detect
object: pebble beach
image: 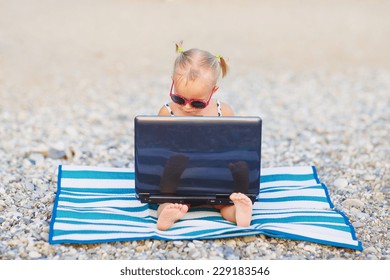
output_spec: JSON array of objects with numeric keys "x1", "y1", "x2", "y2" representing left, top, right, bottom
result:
[{"x1": 0, "y1": 0, "x2": 389, "y2": 260}]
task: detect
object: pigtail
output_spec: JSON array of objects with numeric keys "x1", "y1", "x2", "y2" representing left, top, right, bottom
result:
[
  {"x1": 215, "y1": 55, "x2": 229, "y2": 78},
  {"x1": 175, "y1": 41, "x2": 184, "y2": 54}
]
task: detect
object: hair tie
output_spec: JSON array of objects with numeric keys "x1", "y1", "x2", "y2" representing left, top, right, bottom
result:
[
  {"x1": 177, "y1": 47, "x2": 184, "y2": 53},
  {"x1": 215, "y1": 55, "x2": 221, "y2": 59}
]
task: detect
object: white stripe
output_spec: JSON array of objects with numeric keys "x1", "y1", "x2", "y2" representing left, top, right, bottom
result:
[
  {"x1": 165, "y1": 219, "x2": 230, "y2": 229},
  {"x1": 259, "y1": 188, "x2": 325, "y2": 199},
  {"x1": 256, "y1": 223, "x2": 359, "y2": 246},
  {"x1": 157, "y1": 225, "x2": 241, "y2": 238},
  {"x1": 260, "y1": 166, "x2": 313, "y2": 175},
  {"x1": 252, "y1": 208, "x2": 334, "y2": 214},
  {"x1": 57, "y1": 199, "x2": 146, "y2": 210},
  {"x1": 53, "y1": 219, "x2": 156, "y2": 232},
  {"x1": 61, "y1": 178, "x2": 134, "y2": 189},
  {"x1": 54, "y1": 217, "x2": 154, "y2": 228},
  {"x1": 56, "y1": 206, "x2": 150, "y2": 217},
  {"x1": 251, "y1": 211, "x2": 341, "y2": 219},
  {"x1": 259, "y1": 223, "x2": 356, "y2": 242},
  {"x1": 60, "y1": 194, "x2": 135, "y2": 199},
  {"x1": 260, "y1": 184, "x2": 323, "y2": 191},
  {"x1": 61, "y1": 165, "x2": 133, "y2": 172},
  {"x1": 58, "y1": 200, "x2": 136, "y2": 208},
  {"x1": 54, "y1": 222, "x2": 155, "y2": 232}
]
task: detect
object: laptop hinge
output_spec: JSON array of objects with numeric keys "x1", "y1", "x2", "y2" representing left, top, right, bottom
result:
[
  {"x1": 137, "y1": 193, "x2": 256, "y2": 205},
  {"x1": 214, "y1": 194, "x2": 233, "y2": 205}
]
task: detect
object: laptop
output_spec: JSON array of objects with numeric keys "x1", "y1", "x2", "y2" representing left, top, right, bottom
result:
[{"x1": 134, "y1": 115, "x2": 262, "y2": 205}]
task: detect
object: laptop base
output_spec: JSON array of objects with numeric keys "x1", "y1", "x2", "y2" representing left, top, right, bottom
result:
[{"x1": 137, "y1": 193, "x2": 258, "y2": 205}]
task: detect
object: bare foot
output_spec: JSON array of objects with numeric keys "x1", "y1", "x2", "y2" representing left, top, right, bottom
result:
[
  {"x1": 230, "y1": 193, "x2": 252, "y2": 227},
  {"x1": 157, "y1": 203, "x2": 189, "y2": 231}
]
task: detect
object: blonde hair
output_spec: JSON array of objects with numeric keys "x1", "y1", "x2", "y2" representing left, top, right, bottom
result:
[{"x1": 173, "y1": 41, "x2": 228, "y2": 83}]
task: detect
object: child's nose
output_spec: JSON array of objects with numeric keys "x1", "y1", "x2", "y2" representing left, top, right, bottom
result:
[{"x1": 184, "y1": 103, "x2": 192, "y2": 110}]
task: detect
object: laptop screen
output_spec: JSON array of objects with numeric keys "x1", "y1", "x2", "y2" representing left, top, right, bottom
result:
[{"x1": 134, "y1": 116, "x2": 262, "y2": 203}]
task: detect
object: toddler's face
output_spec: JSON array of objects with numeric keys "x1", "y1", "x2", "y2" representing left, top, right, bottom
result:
[{"x1": 172, "y1": 70, "x2": 218, "y2": 115}]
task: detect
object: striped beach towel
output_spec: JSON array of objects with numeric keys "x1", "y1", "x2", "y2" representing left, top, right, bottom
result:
[{"x1": 49, "y1": 165, "x2": 362, "y2": 250}]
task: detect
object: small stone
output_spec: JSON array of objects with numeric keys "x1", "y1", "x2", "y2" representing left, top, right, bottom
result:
[
  {"x1": 243, "y1": 235, "x2": 257, "y2": 242},
  {"x1": 23, "y1": 158, "x2": 32, "y2": 167},
  {"x1": 342, "y1": 199, "x2": 365, "y2": 208},
  {"x1": 26, "y1": 183, "x2": 35, "y2": 191},
  {"x1": 65, "y1": 126, "x2": 78, "y2": 137},
  {"x1": 381, "y1": 187, "x2": 390, "y2": 195},
  {"x1": 192, "y1": 240, "x2": 203, "y2": 245},
  {"x1": 226, "y1": 239, "x2": 236, "y2": 247},
  {"x1": 48, "y1": 148, "x2": 66, "y2": 159},
  {"x1": 352, "y1": 221, "x2": 365, "y2": 228},
  {"x1": 135, "y1": 245, "x2": 146, "y2": 253},
  {"x1": 190, "y1": 250, "x2": 201, "y2": 259},
  {"x1": 29, "y1": 251, "x2": 42, "y2": 259},
  {"x1": 29, "y1": 153, "x2": 45, "y2": 165},
  {"x1": 303, "y1": 245, "x2": 317, "y2": 253},
  {"x1": 173, "y1": 241, "x2": 183, "y2": 247},
  {"x1": 363, "y1": 174, "x2": 376, "y2": 181},
  {"x1": 364, "y1": 246, "x2": 378, "y2": 254},
  {"x1": 350, "y1": 207, "x2": 362, "y2": 215},
  {"x1": 40, "y1": 232, "x2": 49, "y2": 242},
  {"x1": 334, "y1": 178, "x2": 348, "y2": 188}
]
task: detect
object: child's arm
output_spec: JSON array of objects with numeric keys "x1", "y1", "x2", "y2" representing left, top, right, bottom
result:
[
  {"x1": 221, "y1": 102, "x2": 234, "y2": 116},
  {"x1": 158, "y1": 105, "x2": 171, "y2": 116}
]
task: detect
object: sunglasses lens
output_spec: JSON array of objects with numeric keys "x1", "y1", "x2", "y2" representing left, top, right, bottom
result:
[
  {"x1": 190, "y1": 101, "x2": 207, "y2": 109},
  {"x1": 171, "y1": 95, "x2": 186, "y2": 105}
]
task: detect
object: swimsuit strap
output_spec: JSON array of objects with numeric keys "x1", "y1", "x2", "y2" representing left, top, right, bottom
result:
[
  {"x1": 216, "y1": 100, "x2": 222, "y2": 116},
  {"x1": 164, "y1": 103, "x2": 175, "y2": 116}
]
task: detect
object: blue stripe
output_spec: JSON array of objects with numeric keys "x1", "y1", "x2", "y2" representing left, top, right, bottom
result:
[
  {"x1": 52, "y1": 229, "x2": 156, "y2": 236},
  {"x1": 312, "y1": 166, "x2": 321, "y2": 184},
  {"x1": 251, "y1": 215, "x2": 346, "y2": 224},
  {"x1": 61, "y1": 188, "x2": 135, "y2": 194},
  {"x1": 259, "y1": 196, "x2": 329, "y2": 203},
  {"x1": 336, "y1": 209, "x2": 359, "y2": 240},
  {"x1": 322, "y1": 183, "x2": 335, "y2": 209},
  {"x1": 56, "y1": 209, "x2": 150, "y2": 221},
  {"x1": 62, "y1": 170, "x2": 135, "y2": 180},
  {"x1": 299, "y1": 223, "x2": 352, "y2": 233},
  {"x1": 260, "y1": 173, "x2": 314, "y2": 183},
  {"x1": 54, "y1": 219, "x2": 151, "y2": 228},
  {"x1": 49, "y1": 165, "x2": 63, "y2": 243}
]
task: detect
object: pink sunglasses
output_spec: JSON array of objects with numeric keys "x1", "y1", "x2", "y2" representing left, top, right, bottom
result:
[{"x1": 169, "y1": 81, "x2": 214, "y2": 109}]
